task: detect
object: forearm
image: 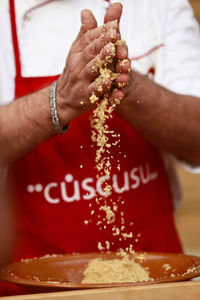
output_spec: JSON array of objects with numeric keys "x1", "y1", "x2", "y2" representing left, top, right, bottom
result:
[
  {"x1": 0, "y1": 86, "x2": 56, "y2": 165},
  {"x1": 118, "y1": 71, "x2": 200, "y2": 163}
]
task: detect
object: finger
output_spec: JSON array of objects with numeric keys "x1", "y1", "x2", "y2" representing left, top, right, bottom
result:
[
  {"x1": 115, "y1": 73, "x2": 130, "y2": 88},
  {"x1": 109, "y1": 89, "x2": 124, "y2": 104},
  {"x1": 104, "y1": 3, "x2": 123, "y2": 25},
  {"x1": 116, "y1": 43, "x2": 128, "y2": 60},
  {"x1": 77, "y1": 20, "x2": 119, "y2": 52},
  {"x1": 116, "y1": 59, "x2": 131, "y2": 73},
  {"x1": 79, "y1": 42, "x2": 116, "y2": 81},
  {"x1": 87, "y1": 78, "x2": 113, "y2": 100},
  {"x1": 78, "y1": 9, "x2": 97, "y2": 38},
  {"x1": 81, "y1": 28, "x2": 118, "y2": 66}
]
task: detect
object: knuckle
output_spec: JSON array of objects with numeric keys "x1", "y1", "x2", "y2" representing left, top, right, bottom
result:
[
  {"x1": 81, "y1": 62, "x2": 96, "y2": 80},
  {"x1": 106, "y1": 29, "x2": 118, "y2": 42},
  {"x1": 83, "y1": 43, "x2": 96, "y2": 61},
  {"x1": 82, "y1": 50, "x2": 94, "y2": 64},
  {"x1": 86, "y1": 85, "x2": 93, "y2": 98},
  {"x1": 79, "y1": 33, "x2": 92, "y2": 50},
  {"x1": 90, "y1": 41, "x2": 98, "y2": 55},
  {"x1": 88, "y1": 61, "x2": 97, "y2": 77},
  {"x1": 101, "y1": 46, "x2": 109, "y2": 59},
  {"x1": 93, "y1": 39, "x2": 103, "y2": 54},
  {"x1": 68, "y1": 61, "x2": 76, "y2": 74},
  {"x1": 84, "y1": 31, "x2": 93, "y2": 44}
]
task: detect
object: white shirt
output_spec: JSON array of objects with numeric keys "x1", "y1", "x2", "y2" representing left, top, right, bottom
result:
[{"x1": 0, "y1": 0, "x2": 200, "y2": 206}]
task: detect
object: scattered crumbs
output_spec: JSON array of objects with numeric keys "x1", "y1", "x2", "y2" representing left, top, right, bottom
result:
[
  {"x1": 186, "y1": 266, "x2": 197, "y2": 274},
  {"x1": 118, "y1": 82, "x2": 127, "y2": 88},
  {"x1": 162, "y1": 264, "x2": 171, "y2": 271},
  {"x1": 115, "y1": 39, "x2": 126, "y2": 46},
  {"x1": 89, "y1": 93, "x2": 99, "y2": 104},
  {"x1": 112, "y1": 227, "x2": 120, "y2": 236},
  {"x1": 104, "y1": 184, "x2": 112, "y2": 196},
  {"x1": 105, "y1": 240, "x2": 110, "y2": 250},
  {"x1": 122, "y1": 232, "x2": 133, "y2": 240},
  {"x1": 98, "y1": 242, "x2": 103, "y2": 251},
  {"x1": 121, "y1": 59, "x2": 128, "y2": 66},
  {"x1": 100, "y1": 205, "x2": 115, "y2": 224},
  {"x1": 97, "y1": 85, "x2": 103, "y2": 92},
  {"x1": 32, "y1": 276, "x2": 40, "y2": 282},
  {"x1": 113, "y1": 203, "x2": 118, "y2": 212}
]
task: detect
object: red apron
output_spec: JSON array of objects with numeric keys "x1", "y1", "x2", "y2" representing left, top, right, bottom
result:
[{"x1": 2, "y1": 0, "x2": 182, "y2": 295}]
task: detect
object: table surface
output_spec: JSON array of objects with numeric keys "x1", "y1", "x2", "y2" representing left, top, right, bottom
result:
[{"x1": 2, "y1": 281, "x2": 200, "y2": 300}]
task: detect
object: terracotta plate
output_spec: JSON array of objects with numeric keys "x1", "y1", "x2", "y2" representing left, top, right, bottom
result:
[{"x1": 0, "y1": 252, "x2": 200, "y2": 293}]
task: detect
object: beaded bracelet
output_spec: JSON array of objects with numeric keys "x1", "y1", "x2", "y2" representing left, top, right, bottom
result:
[{"x1": 50, "y1": 81, "x2": 69, "y2": 134}]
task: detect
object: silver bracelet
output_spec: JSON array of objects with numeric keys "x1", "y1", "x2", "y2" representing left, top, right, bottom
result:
[{"x1": 50, "y1": 80, "x2": 69, "y2": 134}]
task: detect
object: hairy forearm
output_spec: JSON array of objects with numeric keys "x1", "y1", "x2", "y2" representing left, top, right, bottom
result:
[
  {"x1": 118, "y1": 71, "x2": 200, "y2": 163},
  {"x1": 0, "y1": 86, "x2": 56, "y2": 165}
]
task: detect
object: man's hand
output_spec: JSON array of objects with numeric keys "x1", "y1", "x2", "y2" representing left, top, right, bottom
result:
[
  {"x1": 57, "y1": 3, "x2": 132, "y2": 125},
  {"x1": 56, "y1": 5, "x2": 121, "y2": 125}
]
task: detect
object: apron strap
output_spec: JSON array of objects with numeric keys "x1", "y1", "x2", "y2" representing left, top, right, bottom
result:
[{"x1": 9, "y1": 0, "x2": 22, "y2": 77}]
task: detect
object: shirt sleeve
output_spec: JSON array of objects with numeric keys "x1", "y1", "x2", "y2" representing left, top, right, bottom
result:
[
  {"x1": 155, "y1": 0, "x2": 200, "y2": 98},
  {"x1": 0, "y1": 0, "x2": 15, "y2": 106},
  {"x1": 155, "y1": 0, "x2": 200, "y2": 174}
]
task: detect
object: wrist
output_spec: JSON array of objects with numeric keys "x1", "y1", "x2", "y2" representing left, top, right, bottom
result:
[
  {"x1": 123, "y1": 70, "x2": 143, "y2": 102},
  {"x1": 120, "y1": 70, "x2": 156, "y2": 108},
  {"x1": 50, "y1": 81, "x2": 69, "y2": 134},
  {"x1": 56, "y1": 78, "x2": 81, "y2": 127}
]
